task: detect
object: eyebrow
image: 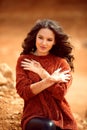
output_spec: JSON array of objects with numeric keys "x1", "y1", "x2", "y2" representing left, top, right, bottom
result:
[{"x1": 37, "y1": 34, "x2": 54, "y2": 39}]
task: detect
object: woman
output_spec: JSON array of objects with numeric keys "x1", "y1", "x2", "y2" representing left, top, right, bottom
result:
[{"x1": 16, "y1": 19, "x2": 77, "y2": 130}]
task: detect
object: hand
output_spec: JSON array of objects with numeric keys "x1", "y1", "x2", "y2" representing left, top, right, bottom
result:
[
  {"x1": 21, "y1": 58, "x2": 43, "y2": 74},
  {"x1": 21, "y1": 59, "x2": 50, "y2": 79},
  {"x1": 50, "y1": 68, "x2": 71, "y2": 83}
]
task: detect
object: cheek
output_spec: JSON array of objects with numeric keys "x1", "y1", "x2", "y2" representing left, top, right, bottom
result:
[
  {"x1": 36, "y1": 38, "x2": 41, "y2": 49},
  {"x1": 36, "y1": 38, "x2": 41, "y2": 44},
  {"x1": 47, "y1": 44, "x2": 53, "y2": 50},
  {"x1": 36, "y1": 38, "x2": 39, "y2": 45}
]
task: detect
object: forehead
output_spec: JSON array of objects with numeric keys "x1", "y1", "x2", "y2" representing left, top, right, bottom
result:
[{"x1": 37, "y1": 28, "x2": 55, "y2": 38}]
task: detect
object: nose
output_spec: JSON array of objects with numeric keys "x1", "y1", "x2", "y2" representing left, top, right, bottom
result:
[{"x1": 42, "y1": 39, "x2": 47, "y2": 45}]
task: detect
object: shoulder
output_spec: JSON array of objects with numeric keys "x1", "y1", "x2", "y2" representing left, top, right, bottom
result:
[
  {"x1": 17, "y1": 55, "x2": 26, "y2": 61},
  {"x1": 16, "y1": 54, "x2": 33, "y2": 70},
  {"x1": 52, "y1": 55, "x2": 70, "y2": 70},
  {"x1": 17, "y1": 54, "x2": 33, "y2": 63},
  {"x1": 52, "y1": 55, "x2": 68, "y2": 64},
  {"x1": 59, "y1": 58, "x2": 71, "y2": 70}
]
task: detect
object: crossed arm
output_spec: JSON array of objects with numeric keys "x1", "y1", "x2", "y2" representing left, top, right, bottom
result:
[{"x1": 21, "y1": 58, "x2": 71, "y2": 95}]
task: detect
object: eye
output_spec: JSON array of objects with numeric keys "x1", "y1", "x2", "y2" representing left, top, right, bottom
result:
[
  {"x1": 47, "y1": 38, "x2": 53, "y2": 42},
  {"x1": 38, "y1": 36, "x2": 43, "y2": 39}
]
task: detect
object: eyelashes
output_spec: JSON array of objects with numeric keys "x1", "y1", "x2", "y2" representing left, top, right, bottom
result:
[{"x1": 38, "y1": 36, "x2": 53, "y2": 42}]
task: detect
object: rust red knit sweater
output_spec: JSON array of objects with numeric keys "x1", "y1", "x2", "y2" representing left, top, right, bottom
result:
[{"x1": 16, "y1": 53, "x2": 77, "y2": 130}]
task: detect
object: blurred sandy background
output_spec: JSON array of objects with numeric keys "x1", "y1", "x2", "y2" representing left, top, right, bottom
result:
[{"x1": 0, "y1": 0, "x2": 87, "y2": 117}]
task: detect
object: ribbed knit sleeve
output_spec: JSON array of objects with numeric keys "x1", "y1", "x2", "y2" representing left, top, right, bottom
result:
[
  {"x1": 16, "y1": 55, "x2": 35, "y2": 101},
  {"x1": 47, "y1": 59, "x2": 72, "y2": 101}
]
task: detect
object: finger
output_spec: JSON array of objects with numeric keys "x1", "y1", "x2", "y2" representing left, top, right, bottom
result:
[
  {"x1": 32, "y1": 60, "x2": 39, "y2": 64},
  {"x1": 63, "y1": 74, "x2": 71, "y2": 79},
  {"x1": 21, "y1": 61, "x2": 31, "y2": 65},
  {"x1": 31, "y1": 59, "x2": 38, "y2": 63},
  {"x1": 31, "y1": 60, "x2": 41, "y2": 66},
  {"x1": 55, "y1": 68, "x2": 62, "y2": 73},
  {"x1": 24, "y1": 59, "x2": 32, "y2": 63},
  {"x1": 21, "y1": 64, "x2": 29, "y2": 68},
  {"x1": 65, "y1": 74, "x2": 71, "y2": 77},
  {"x1": 22, "y1": 66, "x2": 32, "y2": 70},
  {"x1": 21, "y1": 63, "x2": 31, "y2": 69},
  {"x1": 23, "y1": 67, "x2": 29, "y2": 70},
  {"x1": 63, "y1": 80, "x2": 68, "y2": 83},
  {"x1": 58, "y1": 68, "x2": 62, "y2": 71},
  {"x1": 63, "y1": 70, "x2": 70, "y2": 74},
  {"x1": 65, "y1": 77, "x2": 70, "y2": 80},
  {"x1": 24, "y1": 58, "x2": 31, "y2": 61},
  {"x1": 24, "y1": 59, "x2": 39, "y2": 66},
  {"x1": 63, "y1": 77, "x2": 70, "y2": 82},
  {"x1": 21, "y1": 64, "x2": 31, "y2": 69}
]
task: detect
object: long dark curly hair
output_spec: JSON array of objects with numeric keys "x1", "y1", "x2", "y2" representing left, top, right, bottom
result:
[{"x1": 21, "y1": 19, "x2": 74, "y2": 71}]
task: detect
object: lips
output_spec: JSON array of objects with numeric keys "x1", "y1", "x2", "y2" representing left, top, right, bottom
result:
[{"x1": 40, "y1": 46, "x2": 47, "y2": 50}]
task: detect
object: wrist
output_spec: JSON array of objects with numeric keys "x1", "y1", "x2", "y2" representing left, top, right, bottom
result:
[
  {"x1": 47, "y1": 75, "x2": 57, "y2": 83},
  {"x1": 50, "y1": 75, "x2": 59, "y2": 83},
  {"x1": 40, "y1": 68, "x2": 50, "y2": 79}
]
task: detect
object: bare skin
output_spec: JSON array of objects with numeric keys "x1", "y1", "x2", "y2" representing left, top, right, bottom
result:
[{"x1": 21, "y1": 59, "x2": 71, "y2": 95}]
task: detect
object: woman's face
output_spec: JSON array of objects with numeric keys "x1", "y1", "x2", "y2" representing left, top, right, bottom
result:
[{"x1": 35, "y1": 28, "x2": 55, "y2": 56}]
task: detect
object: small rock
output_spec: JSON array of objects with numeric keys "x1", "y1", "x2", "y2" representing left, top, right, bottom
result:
[
  {"x1": 0, "y1": 63, "x2": 14, "y2": 89},
  {"x1": 0, "y1": 72, "x2": 7, "y2": 85}
]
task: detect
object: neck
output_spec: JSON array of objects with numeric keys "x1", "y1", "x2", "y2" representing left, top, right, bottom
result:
[{"x1": 34, "y1": 51, "x2": 49, "y2": 56}]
